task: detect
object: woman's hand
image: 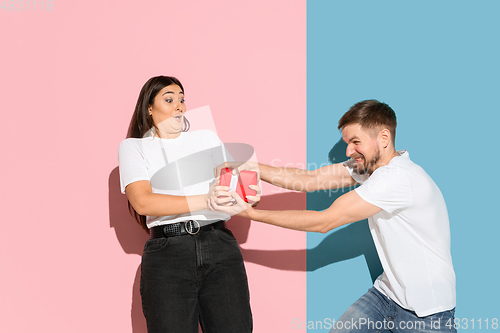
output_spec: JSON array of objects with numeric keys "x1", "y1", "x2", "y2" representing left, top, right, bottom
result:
[
  {"x1": 214, "y1": 161, "x2": 260, "y2": 179},
  {"x1": 207, "y1": 185, "x2": 254, "y2": 218},
  {"x1": 212, "y1": 162, "x2": 262, "y2": 208}
]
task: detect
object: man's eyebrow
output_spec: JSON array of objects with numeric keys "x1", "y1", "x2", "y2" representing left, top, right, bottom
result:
[{"x1": 346, "y1": 135, "x2": 360, "y2": 143}]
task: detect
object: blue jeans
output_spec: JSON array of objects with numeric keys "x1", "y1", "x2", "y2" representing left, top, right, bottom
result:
[
  {"x1": 140, "y1": 226, "x2": 252, "y2": 333},
  {"x1": 329, "y1": 287, "x2": 456, "y2": 333}
]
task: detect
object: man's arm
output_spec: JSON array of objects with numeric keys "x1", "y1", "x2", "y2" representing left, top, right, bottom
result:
[
  {"x1": 210, "y1": 187, "x2": 382, "y2": 233},
  {"x1": 259, "y1": 162, "x2": 357, "y2": 192},
  {"x1": 215, "y1": 161, "x2": 357, "y2": 192}
]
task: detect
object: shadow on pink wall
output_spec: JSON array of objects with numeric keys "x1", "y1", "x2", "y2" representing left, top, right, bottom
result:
[
  {"x1": 109, "y1": 167, "x2": 149, "y2": 333},
  {"x1": 108, "y1": 167, "x2": 307, "y2": 332}
]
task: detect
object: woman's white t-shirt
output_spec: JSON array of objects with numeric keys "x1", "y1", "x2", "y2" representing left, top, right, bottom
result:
[{"x1": 118, "y1": 130, "x2": 231, "y2": 228}]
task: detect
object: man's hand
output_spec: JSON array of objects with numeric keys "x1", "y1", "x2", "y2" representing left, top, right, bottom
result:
[{"x1": 246, "y1": 184, "x2": 261, "y2": 206}]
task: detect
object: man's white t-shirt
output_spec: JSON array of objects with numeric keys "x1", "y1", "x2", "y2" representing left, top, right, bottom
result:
[
  {"x1": 344, "y1": 150, "x2": 456, "y2": 317},
  {"x1": 118, "y1": 130, "x2": 231, "y2": 228}
]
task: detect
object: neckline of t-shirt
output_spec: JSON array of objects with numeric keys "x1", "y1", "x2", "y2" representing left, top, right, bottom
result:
[
  {"x1": 150, "y1": 132, "x2": 186, "y2": 144},
  {"x1": 396, "y1": 150, "x2": 408, "y2": 158},
  {"x1": 388, "y1": 150, "x2": 408, "y2": 165}
]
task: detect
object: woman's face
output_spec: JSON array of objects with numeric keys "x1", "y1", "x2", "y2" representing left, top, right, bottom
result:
[{"x1": 149, "y1": 84, "x2": 186, "y2": 139}]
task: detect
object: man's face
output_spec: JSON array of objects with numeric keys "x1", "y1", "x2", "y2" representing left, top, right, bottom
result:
[{"x1": 342, "y1": 123, "x2": 381, "y2": 175}]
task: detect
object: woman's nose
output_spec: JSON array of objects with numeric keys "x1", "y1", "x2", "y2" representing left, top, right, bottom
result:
[{"x1": 174, "y1": 101, "x2": 182, "y2": 111}]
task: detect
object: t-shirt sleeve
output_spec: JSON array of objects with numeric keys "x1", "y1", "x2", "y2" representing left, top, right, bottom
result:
[
  {"x1": 355, "y1": 165, "x2": 413, "y2": 213},
  {"x1": 118, "y1": 139, "x2": 150, "y2": 194}
]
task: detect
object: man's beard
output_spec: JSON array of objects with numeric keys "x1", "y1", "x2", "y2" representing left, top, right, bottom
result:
[{"x1": 354, "y1": 149, "x2": 381, "y2": 175}]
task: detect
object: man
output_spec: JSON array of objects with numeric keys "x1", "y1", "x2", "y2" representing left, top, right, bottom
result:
[{"x1": 210, "y1": 100, "x2": 456, "y2": 332}]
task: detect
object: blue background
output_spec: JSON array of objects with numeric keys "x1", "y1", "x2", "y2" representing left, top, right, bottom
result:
[{"x1": 307, "y1": 0, "x2": 500, "y2": 330}]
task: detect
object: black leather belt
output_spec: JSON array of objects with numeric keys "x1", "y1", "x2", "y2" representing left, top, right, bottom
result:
[{"x1": 149, "y1": 220, "x2": 226, "y2": 239}]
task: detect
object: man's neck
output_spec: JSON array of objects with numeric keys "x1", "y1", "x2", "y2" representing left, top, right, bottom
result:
[{"x1": 374, "y1": 149, "x2": 400, "y2": 171}]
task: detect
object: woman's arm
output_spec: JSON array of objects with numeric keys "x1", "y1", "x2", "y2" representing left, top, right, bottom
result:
[{"x1": 125, "y1": 180, "x2": 208, "y2": 216}]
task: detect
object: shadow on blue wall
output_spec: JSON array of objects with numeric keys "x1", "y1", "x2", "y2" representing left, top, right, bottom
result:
[{"x1": 308, "y1": 138, "x2": 382, "y2": 281}]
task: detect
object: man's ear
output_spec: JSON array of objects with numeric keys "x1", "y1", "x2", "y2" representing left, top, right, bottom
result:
[{"x1": 380, "y1": 128, "x2": 391, "y2": 148}]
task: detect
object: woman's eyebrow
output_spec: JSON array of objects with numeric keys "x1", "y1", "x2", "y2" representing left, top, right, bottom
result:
[{"x1": 162, "y1": 91, "x2": 184, "y2": 96}]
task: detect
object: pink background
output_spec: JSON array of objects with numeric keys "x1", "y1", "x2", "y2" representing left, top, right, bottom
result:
[{"x1": 0, "y1": 1, "x2": 306, "y2": 332}]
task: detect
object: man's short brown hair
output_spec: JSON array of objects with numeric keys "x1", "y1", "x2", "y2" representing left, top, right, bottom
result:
[{"x1": 338, "y1": 99, "x2": 397, "y2": 144}]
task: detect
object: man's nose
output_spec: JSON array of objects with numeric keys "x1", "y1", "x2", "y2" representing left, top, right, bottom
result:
[{"x1": 346, "y1": 144, "x2": 355, "y2": 157}]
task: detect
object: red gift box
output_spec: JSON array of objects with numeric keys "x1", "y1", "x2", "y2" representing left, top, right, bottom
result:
[{"x1": 220, "y1": 168, "x2": 257, "y2": 203}]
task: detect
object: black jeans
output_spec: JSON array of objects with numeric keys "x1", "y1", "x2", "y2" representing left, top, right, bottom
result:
[{"x1": 140, "y1": 226, "x2": 253, "y2": 333}]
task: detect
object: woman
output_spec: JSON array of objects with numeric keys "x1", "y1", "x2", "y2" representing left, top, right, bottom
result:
[{"x1": 118, "y1": 76, "x2": 255, "y2": 332}]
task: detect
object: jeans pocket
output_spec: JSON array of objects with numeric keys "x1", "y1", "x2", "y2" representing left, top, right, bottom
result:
[
  {"x1": 216, "y1": 228, "x2": 238, "y2": 244},
  {"x1": 143, "y1": 237, "x2": 171, "y2": 254}
]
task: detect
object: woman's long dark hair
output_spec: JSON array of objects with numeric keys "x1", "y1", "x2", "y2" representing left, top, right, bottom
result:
[{"x1": 126, "y1": 76, "x2": 190, "y2": 231}]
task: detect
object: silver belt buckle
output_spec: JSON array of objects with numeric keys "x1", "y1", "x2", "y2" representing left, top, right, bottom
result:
[{"x1": 185, "y1": 220, "x2": 200, "y2": 235}]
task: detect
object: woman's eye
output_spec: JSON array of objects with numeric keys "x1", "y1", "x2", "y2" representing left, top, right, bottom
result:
[
  {"x1": 166, "y1": 99, "x2": 173, "y2": 103},
  {"x1": 180, "y1": 99, "x2": 185, "y2": 103}
]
